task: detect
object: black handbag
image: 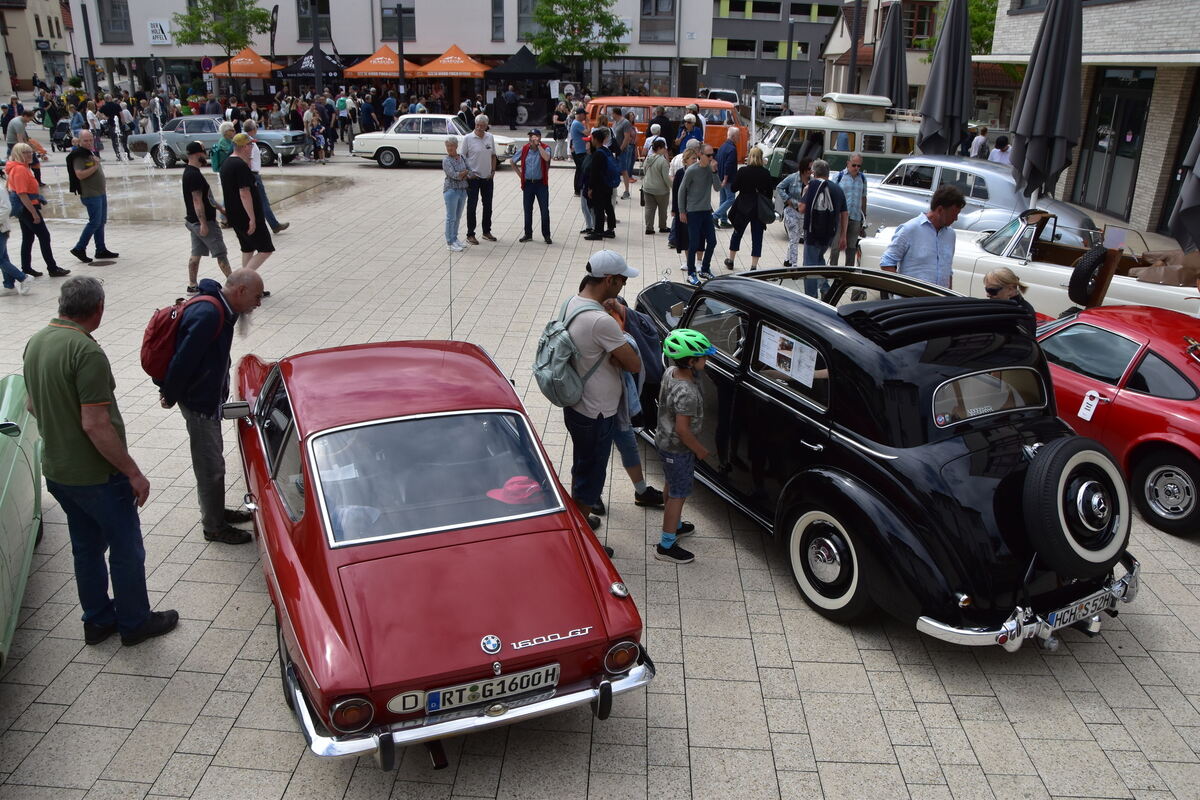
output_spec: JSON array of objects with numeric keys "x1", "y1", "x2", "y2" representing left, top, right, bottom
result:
[{"x1": 757, "y1": 193, "x2": 776, "y2": 225}]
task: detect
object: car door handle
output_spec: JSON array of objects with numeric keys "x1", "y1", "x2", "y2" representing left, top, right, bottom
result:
[
  {"x1": 800, "y1": 440, "x2": 823, "y2": 452},
  {"x1": 1059, "y1": 282, "x2": 1070, "y2": 288},
  {"x1": 243, "y1": 493, "x2": 259, "y2": 512},
  {"x1": 1096, "y1": 394, "x2": 1113, "y2": 404}
]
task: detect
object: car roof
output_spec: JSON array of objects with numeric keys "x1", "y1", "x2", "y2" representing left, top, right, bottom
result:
[
  {"x1": 589, "y1": 96, "x2": 737, "y2": 109},
  {"x1": 399, "y1": 113, "x2": 456, "y2": 120},
  {"x1": 887, "y1": 154, "x2": 1018, "y2": 179},
  {"x1": 279, "y1": 341, "x2": 522, "y2": 438}
]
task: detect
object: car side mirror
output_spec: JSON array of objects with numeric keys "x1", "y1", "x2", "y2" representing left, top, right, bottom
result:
[
  {"x1": 222, "y1": 401, "x2": 251, "y2": 420},
  {"x1": 0, "y1": 421, "x2": 20, "y2": 438}
]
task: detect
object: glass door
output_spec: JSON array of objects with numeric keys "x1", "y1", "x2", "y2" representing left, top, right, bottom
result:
[{"x1": 1074, "y1": 69, "x2": 1155, "y2": 221}]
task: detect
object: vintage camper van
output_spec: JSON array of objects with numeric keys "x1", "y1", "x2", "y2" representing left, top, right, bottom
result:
[{"x1": 586, "y1": 96, "x2": 749, "y2": 161}]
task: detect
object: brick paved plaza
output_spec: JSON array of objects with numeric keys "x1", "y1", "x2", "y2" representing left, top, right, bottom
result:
[{"x1": 2, "y1": 147, "x2": 1199, "y2": 800}]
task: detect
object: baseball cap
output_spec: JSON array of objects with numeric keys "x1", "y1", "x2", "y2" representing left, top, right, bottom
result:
[
  {"x1": 586, "y1": 250, "x2": 639, "y2": 279},
  {"x1": 185, "y1": 141, "x2": 206, "y2": 155},
  {"x1": 529, "y1": 128, "x2": 541, "y2": 136},
  {"x1": 575, "y1": 108, "x2": 586, "y2": 116},
  {"x1": 232, "y1": 132, "x2": 253, "y2": 147}
]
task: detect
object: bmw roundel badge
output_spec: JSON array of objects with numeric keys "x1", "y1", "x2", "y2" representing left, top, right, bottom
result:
[{"x1": 481, "y1": 635, "x2": 502, "y2": 655}]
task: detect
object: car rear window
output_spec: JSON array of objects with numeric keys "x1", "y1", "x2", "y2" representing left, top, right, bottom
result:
[
  {"x1": 932, "y1": 368, "x2": 1046, "y2": 428},
  {"x1": 311, "y1": 412, "x2": 562, "y2": 545}
]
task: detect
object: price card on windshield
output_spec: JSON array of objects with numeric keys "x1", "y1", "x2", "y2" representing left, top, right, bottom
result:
[{"x1": 1077, "y1": 390, "x2": 1100, "y2": 422}]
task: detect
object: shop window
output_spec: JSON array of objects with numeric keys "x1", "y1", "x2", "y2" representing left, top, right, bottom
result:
[
  {"x1": 517, "y1": 0, "x2": 540, "y2": 41},
  {"x1": 641, "y1": 0, "x2": 675, "y2": 43},
  {"x1": 98, "y1": 0, "x2": 132, "y2": 44},
  {"x1": 492, "y1": 0, "x2": 504, "y2": 41},
  {"x1": 297, "y1": 0, "x2": 332, "y2": 40},
  {"x1": 381, "y1": 6, "x2": 416, "y2": 41}
]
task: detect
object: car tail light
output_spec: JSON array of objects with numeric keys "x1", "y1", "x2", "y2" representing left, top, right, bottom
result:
[
  {"x1": 329, "y1": 696, "x2": 374, "y2": 733},
  {"x1": 604, "y1": 641, "x2": 640, "y2": 674}
]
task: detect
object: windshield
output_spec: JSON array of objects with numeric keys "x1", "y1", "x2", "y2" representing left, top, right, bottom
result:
[
  {"x1": 758, "y1": 83, "x2": 784, "y2": 96},
  {"x1": 311, "y1": 412, "x2": 562, "y2": 545},
  {"x1": 932, "y1": 368, "x2": 1046, "y2": 428}
]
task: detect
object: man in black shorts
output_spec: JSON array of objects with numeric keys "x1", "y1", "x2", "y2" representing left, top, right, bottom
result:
[
  {"x1": 182, "y1": 141, "x2": 231, "y2": 294},
  {"x1": 220, "y1": 133, "x2": 274, "y2": 278}
]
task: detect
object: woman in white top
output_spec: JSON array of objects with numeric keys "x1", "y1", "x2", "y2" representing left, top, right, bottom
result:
[
  {"x1": 642, "y1": 123, "x2": 667, "y2": 159},
  {"x1": 85, "y1": 100, "x2": 101, "y2": 146},
  {"x1": 988, "y1": 134, "x2": 1012, "y2": 166}
]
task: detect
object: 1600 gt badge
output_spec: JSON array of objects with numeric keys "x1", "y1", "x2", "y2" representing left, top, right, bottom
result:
[
  {"x1": 481, "y1": 635, "x2": 502, "y2": 655},
  {"x1": 511, "y1": 626, "x2": 593, "y2": 650}
]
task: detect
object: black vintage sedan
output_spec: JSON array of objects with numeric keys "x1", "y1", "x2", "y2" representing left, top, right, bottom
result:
[{"x1": 636, "y1": 268, "x2": 1140, "y2": 652}]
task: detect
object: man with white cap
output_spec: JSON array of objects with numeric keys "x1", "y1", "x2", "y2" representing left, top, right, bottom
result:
[{"x1": 562, "y1": 250, "x2": 642, "y2": 539}]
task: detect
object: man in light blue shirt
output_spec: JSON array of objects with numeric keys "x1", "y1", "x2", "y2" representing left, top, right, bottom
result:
[
  {"x1": 880, "y1": 185, "x2": 965, "y2": 289},
  {"x1": 569, "y1": 108, "x2": 589, "y2": 195}
]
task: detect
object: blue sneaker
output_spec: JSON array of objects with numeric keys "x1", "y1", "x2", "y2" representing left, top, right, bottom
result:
[
  {"x1": 687, "y1": 274, "x2": 701, "y2": 286},
  {"x1": 699, "y1": 271, "x2": 716, "y2": 281}
]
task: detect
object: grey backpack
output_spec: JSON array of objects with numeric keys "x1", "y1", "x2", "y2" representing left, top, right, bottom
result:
[{"x1": 533, "y1": 299, "x2": 606, "y2": 407}]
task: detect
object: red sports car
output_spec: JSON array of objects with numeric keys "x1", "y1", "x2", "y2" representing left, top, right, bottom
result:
[
  {"x1": 1037, "y1": 306, "x2": 1200, "y2": 536},
  {"x1": 226, "y1": 341, "x2": 654, "y2": 770}
]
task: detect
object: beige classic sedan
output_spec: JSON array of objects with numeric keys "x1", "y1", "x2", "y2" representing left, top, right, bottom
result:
[{"x1": 350, "y1": 114, "x2": 517, "y2": 169}]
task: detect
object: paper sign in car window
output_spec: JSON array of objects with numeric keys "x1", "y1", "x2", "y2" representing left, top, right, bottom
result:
[{"x1": 759, "y1": 325, "x2": 818, "y2": 387}]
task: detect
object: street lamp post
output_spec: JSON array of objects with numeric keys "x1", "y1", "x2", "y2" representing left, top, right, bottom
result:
[
  {"x1": 310, "y1": 0, "x2": 322, "y2": 97},
  {"x1": 395, "y1": 4, "x2": 406, "y2": 97},
  {"x1": 782, "y1": 17, "x2": 796, "y2": 115}
]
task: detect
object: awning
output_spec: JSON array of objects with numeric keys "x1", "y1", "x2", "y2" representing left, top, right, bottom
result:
[
  {"x1": 486, "y1": 45, "x2": 566, "y2": 79},
  {"x1": 412, "y1": 45, "x2": 489, "y2": 78},
  {"x1": 206, "y1": 47, "x2": 285, "y2": 79},
  {"x1": 344, "y1": 45, "x2": 419, "y2": 78},
  {"x1": 277, "y1": 45, "x2": 345, "y2": 79}
]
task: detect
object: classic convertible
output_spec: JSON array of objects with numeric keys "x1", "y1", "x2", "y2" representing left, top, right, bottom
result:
[
  {"x1": 1, "y1": 375, "x2": 42, "y2": 673},
  {"x1": 127, "y1": 115, "x2": 308, "y2": 168},
  {"x1": 636, "y1": 268, "x2": 1140, "y2": 651},
  {"x1": 226, "y1": 341, "x2": 652, "y2": 769}
]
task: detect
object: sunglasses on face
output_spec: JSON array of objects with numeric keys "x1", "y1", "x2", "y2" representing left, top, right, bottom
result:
[{"x1": 984, "y1": 285, "x2": 1002, "y2": 296}]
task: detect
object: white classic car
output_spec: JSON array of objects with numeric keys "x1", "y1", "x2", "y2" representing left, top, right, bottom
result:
[
  {"x1": 350, "y1": 114, "x2": 517, "y2": 169},
  {"x1": 859, "y1": 210, "x2": 1200, "y2": 318}
]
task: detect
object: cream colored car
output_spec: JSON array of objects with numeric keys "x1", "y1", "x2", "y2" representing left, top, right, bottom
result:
[{"x1": 350, "y1": 114, "x2": 517, "y2": 169}]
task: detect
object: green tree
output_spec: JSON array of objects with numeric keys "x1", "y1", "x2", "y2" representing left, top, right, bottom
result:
[
  {"x1": 528, "y1": 0, "x2": 630, "y2": 79},
  {"x1": 171, "y1": 0, "x2": 274, "y2": 93},
  {"x1": 916, "y1": 0, "x2": 1000, "y2": 56}
]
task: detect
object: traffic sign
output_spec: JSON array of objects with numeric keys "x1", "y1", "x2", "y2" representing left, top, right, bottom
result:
[{"x1": 201, "y1": 56, "x2": 214, "y2": 72}]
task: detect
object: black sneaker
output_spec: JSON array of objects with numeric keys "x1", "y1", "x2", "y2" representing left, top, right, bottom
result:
[
  {"x1": 584, "y1": 233, "x2": 604, "y2": 240},
  {"x1": 83, "y1": 620, "x2": 117, "y2": 645},
  {"x1": 185, "y1": 285, "x2": 199, "y2": 294},
  {"x1": 22, "y1": 266, "x2": 43, "y2": 277},
  {"x1": 587, "y1": 514, "x2": 601, "y2": 530},
  {"x1": 94, "y1": 250, "x2": 119, "y2": 259},
  {"x1": 121, "y1": 609, "x2": 179, "y2": 646},
  {"x1": 224, "y1": 508, "x2": 254, "y2": 524},
  {"x1": 593, "y1": 498, "x2": 606, "y2": 516},
  {"x1": 676, "y1": 521, "x2": 695, "y2": 537},
  {"x1": 203, "y1": 523, "x2": 252, "y2": 544},
  {"x1": 602, "y1": 230, "x2": 616, "y2": 238},
  {"x1": 634, "y1": 486, "x2": 665, "y2": 507},
  {"x1": 48, "y1": 266, "x2": 71, "y2": 277},
  {"x1": 580, "y1": 228, "x2": 592, "y2": 234},
  {"x1": 724, "y1": 258, "x2": 735, "y2": 270},
  {"x1": 519, "y1": 234, "x2": 533, "y2": 242},
  {"x1": 659, "y1": 227, "x2": 671, "y2": 233},
  {"x1": 655, "y1": 543, "x2": 695, "y2": 564},
  {"x1": 70, "y1": 247, "x2": 93, "y2": 263},
  {"x1": 544, "y1": 238, "x2": 553, "y2": 245}
]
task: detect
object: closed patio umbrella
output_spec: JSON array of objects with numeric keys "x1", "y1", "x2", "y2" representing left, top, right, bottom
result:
[
  {"x1": 1008, "y1": 0, "x2": 1082, "y2": 202},
  {"x1": 1168, "y1": 125, "x2": 1200, "y2": 252},
  {"x1": 866, "y1": 2, "x2": 908, "y2": 109},
  {"x1": 917, "y1": 0, "x2": 973, "y2": 155}
]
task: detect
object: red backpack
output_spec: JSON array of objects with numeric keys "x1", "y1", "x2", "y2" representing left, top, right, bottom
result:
[{"x1": 141, "y1": 295, "x2": 225, "y2": 384}]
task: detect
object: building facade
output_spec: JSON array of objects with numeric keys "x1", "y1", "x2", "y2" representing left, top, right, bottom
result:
[
  {"x1": 67, "y1": 0, "x2": 713, "y2": 97},
  {"x1": 1, "y1": 0, "x2": 74, "y2": 89},
  {"x1": 704, "y1": 1, "x2": 840, "y2": 105},
  {"x1": 820, "y1": 0, "x2": 935, "y2": 109},
  {"x1": 986, "y1": 0, "x2": 1199, "y2": 232}
]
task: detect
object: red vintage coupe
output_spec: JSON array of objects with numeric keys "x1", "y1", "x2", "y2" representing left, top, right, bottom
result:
[
  {"x1": 1038, "y1": 306, "x2": 1200, "y2": 536},
  {"x1": 225, "y1": 341, "x2": 654, "y2": 770}
]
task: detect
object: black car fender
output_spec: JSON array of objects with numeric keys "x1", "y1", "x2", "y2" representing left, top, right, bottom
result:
[{"x1": 775, "y1": 468, "x2": 955, "y2": 623}]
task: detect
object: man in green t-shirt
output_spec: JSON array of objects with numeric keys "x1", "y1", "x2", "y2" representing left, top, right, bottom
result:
[
  {"x1": 23, "y1": 277, "x2": 178, "y2": 647},
  {"x1": 67, "y1": 131, "x2": 119, "y2": 264}
]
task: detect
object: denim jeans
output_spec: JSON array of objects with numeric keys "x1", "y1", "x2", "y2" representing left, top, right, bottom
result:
[
  {"x1": 563, "y1": 407, "x2": 617, "y2": 509},
  {"x1": 686, "y1": 209, "x2": 717, "y2": 274},
  {"x1": 803, "y1": 238, "x2": 832, "y2": 297},
  {"x1": 522, "y1": 182, "x2": 550, "y2": 239},
  {"x1": 75, "y1": 194, "x2": 108, "y2": 251},
  {"x1": 714, "y1": 184, "x2": 735, "y2": 223},
  {"x1": 253, "y1": 174, "x2": 280, "y2": 230},
  {"x1": 580, "y1": 193, "x2": 594, "y2": 230},
  {"x1": 466, "y1": 177, "x2": 494, "y2": 236},
  {"x1": 612, "y1": 426, "x2": 641, "y2": 469},
  {"x1": 181, "y1": 405, "x2": 226, "y2": 533},
  {"x1": 0, "y1": 232, "x2": 26, "y2": 288},
  {"x1": 46, "y1": 473, "x2": 151, "y2": 635},
  {"x1": 443, "y1": 188, "x2": 466, "y2": 244}
]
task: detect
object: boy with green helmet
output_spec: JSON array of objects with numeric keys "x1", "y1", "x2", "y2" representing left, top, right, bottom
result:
[{"x1": 654, "y1": 328, "x2": 717, "y2": 564}]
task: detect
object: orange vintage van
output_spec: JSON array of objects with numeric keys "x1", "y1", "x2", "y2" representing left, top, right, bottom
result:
[{"x1": 585, "y1": 96, "x2": 749, "y2": 161}]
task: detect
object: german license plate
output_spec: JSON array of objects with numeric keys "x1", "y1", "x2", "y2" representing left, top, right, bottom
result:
[
  {"x1": 425, "y1": 664, "x2": 560, "y2": 713},
  {"x1": 1046, "y1": 589, "x2": 1113, "y2": 629}
]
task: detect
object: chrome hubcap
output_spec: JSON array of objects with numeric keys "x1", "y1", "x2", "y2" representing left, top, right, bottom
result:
[
  {"x1": 807, "y1": 537, "x2": 842, "y2": 584},
  {"x1": 1075, "y1": 480, "x2": 1111, "y2": 531},
  {"x1": 1145, "y1": 466, "x2": 1196, "y2": 519}
]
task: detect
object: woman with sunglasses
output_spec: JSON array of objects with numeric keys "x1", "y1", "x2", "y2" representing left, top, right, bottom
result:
[{"x1": 983, "y1": 267, "x2": 1037, "y2": 334}]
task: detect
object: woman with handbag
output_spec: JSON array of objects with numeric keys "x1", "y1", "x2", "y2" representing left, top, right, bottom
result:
[
  {"x1": 724, "y1": 146, "x2": 774, "y2": 270},
  {"x1": 6, "y1": 143, "x2": 66, "y2": 277}
]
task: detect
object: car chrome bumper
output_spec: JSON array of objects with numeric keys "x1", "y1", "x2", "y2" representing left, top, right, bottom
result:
[
  {"x1": 286, "y1": 650, "x2": 655, "y2": 768},
  {"x1": 915, "y1": 552, "x2": 1139, "y2": 652}
]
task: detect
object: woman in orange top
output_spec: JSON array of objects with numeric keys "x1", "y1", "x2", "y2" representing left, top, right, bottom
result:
[{"x1": 6, "y1": 143, "x2": 66, "y2": 277}]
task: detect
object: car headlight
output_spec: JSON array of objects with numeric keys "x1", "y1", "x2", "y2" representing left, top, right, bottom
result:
[{"x1": 329, "y1": 696, "x2": 375, "y2": 733}]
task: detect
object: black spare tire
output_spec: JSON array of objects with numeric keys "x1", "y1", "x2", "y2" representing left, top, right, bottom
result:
[
  {"x1": 1067, "y1": 246, "x2": 1107, "y2": 307},
  {"x1": 1022, "y1": 437, "x2": 1130, "y2": 579}
]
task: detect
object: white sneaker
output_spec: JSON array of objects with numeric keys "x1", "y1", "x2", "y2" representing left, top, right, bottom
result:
[
  {"x1": 454, "y1": 239, "x2": 467, "y2": 248},
  {"x1": 448, "y1": 242, "x2": 465, "y2": 252},
  {"x1": 16, "y1": 279, "x2": 31, "y2": 295}
]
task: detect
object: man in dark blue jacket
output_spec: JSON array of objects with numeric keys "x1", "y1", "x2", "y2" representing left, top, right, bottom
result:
[
  {"x1": 713, "y1": 128, "x2": 740, "y2": 228},
  {"x1": 161, "y1": 269, "x2": 264, "y2": 544}
]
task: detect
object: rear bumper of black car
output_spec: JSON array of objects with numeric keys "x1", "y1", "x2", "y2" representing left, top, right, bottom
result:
[{"x1": 915, "y1": 552, "x2": 1139, "y2": 651}]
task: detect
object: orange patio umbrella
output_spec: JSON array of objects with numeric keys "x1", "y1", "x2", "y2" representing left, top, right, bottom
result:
[
  {"x1": 206, "y1": 47, "x2": 285, "y2": 79},
  {"x1": 344, "y1": 45, "x2": 419, "y2": 78},
  {"x1": 412, "y1": 45, "x2": 490, "y2": 78}
]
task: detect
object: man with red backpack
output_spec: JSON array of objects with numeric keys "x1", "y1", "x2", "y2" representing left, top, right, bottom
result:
[{"x1": 158, "y1": 269, "x2": 264, "y2": 544}]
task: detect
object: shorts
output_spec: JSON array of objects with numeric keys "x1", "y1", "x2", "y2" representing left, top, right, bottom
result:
[
  {"x1": 232, "y1": 221, "x2": 274, "y2": 254},
  {"x1": 620, "y1": 147, "x2": 635, "y2": 172},
  {"x1": 185, "y1": 219, "x2": 228, "y2": 258},
  {"x1": 658, "y1": 448, "x2": 697, "y2": 499}
]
